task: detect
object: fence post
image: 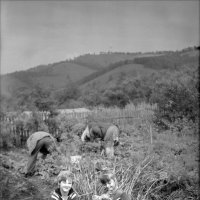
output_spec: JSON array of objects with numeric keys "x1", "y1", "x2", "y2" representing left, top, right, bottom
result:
[{"x1": 16, "y1": 128, "x2": 20, "y2": 147}]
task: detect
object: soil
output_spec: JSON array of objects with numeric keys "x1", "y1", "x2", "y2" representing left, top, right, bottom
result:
[{"x1": 0, "y1": 149, "x2": 55, "y2": 200}]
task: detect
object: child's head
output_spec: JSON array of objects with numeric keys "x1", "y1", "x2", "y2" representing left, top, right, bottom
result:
[
  {"x1": 99, "y1": 172, "x2": 118, "y2": 193},
  {"x1": 57, "y1": 170, "x2": 74, "y2": 193}
]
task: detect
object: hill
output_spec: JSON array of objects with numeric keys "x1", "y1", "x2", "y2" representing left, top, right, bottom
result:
[
  {"x1": 0, "y1": 46, "x2": 199, "y2": 109},
  {"x1": 1, "y1": 75, "x2": 26, "y2": 98},
  {"x1": 80, "y1": 63, "x2": 155, "y2": 91},
  {"x1": 72, "y1": 52, "x2": 162, "y2": 69},
  {"x1": 79, "y1": 48, "x2": 199, "y2": 91},
  {"x1": 1, "y1": 61, "x2": 97, "y2": 97},
  {"x1": 0, "y1": 51, "x2": 164, "y2": 97}
]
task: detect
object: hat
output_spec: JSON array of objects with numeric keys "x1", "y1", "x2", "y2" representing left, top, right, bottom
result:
[{"x1": 57, "y1": 170, "x2": 74, "y2": 183}]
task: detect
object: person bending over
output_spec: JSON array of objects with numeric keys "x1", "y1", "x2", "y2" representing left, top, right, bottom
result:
[
  {"x1": 25, "y1": 131, "x2": 61, "y2": 177},
  {"x1": 81, "y1": 122, "x2": 120, "y2": 158}
]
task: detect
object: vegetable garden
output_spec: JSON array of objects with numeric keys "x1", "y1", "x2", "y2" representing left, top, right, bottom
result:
[{"x1": 0, "y1": 103, "x2": 199, "y2": 200}]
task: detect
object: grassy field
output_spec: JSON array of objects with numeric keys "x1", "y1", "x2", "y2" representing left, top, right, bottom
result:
[
  {"x1": 0, "y1": 104, "x2": 199, "y2": 200},
  {"x1": 80, "y1": 63, "x2": 156, "y2": 90}
]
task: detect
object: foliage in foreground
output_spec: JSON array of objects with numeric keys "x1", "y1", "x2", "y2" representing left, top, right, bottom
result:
[
  {"x1": 1, "y1": 120, "x2": 199, "y2": 200},
  {"x1": 0, "y1": 102, "x2": 199, "y2": 200}
]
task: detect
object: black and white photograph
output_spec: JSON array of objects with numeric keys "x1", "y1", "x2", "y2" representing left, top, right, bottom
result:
[{"x1": 0, "y1": 1, "x2": 199, "y2": 200}]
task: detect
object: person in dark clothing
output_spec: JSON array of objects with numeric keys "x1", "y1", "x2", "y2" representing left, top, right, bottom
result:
[
  {"x1": 25, "y1": 131, "x2": 61, "y2": 177},
  {"x1": 51, "y1": 170, "x2": 77, "y2": 200},
  {"x1": 92, "y1": 172, "x2": 131, "y2": 200},
  {"x1": 81, "y1": 122, "x2": 120, "y2": 158}
]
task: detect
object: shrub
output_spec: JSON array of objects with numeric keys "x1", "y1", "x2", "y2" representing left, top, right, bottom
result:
[
  {"x1": 150, "y1": 67, "x2": 199, "y2": 131},
  {"x1": 56, "y1": 114, "x2": 81, "y2": 133},
  {"x1": 0, "y1": 121, "x2": 14, "y2": 149}
]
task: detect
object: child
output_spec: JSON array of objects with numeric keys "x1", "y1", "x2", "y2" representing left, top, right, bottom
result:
[
  {"x1": 92, "y1": 172, "x2": 131, "y2": 200},
  {"x1": 51, "y1": 170, "x2": 77, "y2": 200}
]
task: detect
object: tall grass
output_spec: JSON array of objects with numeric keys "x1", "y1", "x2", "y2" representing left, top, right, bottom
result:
[{"x1": 37, "y1": 151, "x2": 198, "y2": 200}]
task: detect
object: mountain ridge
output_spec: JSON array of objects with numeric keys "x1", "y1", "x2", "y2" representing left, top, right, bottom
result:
[{"x1": 1, "y1": 46, "x2": 199, "y2": 98}]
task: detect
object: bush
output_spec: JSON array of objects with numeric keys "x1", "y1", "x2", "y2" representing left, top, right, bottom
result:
[
  {"x1": 0, "y1": 121, "x2": 14, "y2": 149},
  {"x1": 56, "y1": 114, "x2": 81, "y2": 133},
  {"x1": 150, "y1": 67, "x2": 199, "y2": 131}
]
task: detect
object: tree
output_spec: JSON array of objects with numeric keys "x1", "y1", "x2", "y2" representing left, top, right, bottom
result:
[
  {"x1": 102, "y1": 87, "x2": 129, "y2": 108},
  {"x1": 56, "y1": 81, "x2": 80, "y2": 106},
  {"x1": 150, "y1": 66, "x2": 199, "y2": 123},
  {"x1": 31, "y1": 85, "x2": 56, "y2": 111}
]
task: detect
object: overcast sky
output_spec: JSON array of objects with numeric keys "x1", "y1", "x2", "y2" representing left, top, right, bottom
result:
[{"x1": 1, "y1": 1, "x2": 199, "y2": 74}]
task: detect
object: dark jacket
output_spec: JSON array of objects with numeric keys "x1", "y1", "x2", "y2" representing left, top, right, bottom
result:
[
  {"x1": 51, "y1": 188, "x2": 77, "y2": 200},
  {"x1": 87, "y1": 122, "x2": 109, "y2": 142},
  {"x1": 87, "y1": 122, "x2": 119, "y2": 144}
]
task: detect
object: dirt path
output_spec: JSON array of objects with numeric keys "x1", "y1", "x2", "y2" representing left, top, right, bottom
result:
[{"x1": 0, "y1": 150, "x2": 55, "y2": 200}]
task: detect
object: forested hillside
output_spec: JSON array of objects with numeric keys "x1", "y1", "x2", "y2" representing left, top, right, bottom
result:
[
  {"x1": 0, "y1": 46, "x2": 199, "y2": 116},
  {"x1": 1, "y1": 61, "x2": 97, "y2": 97},
  {"x1": 1, "y1": 51, "x2": 163, "y2": 98}
]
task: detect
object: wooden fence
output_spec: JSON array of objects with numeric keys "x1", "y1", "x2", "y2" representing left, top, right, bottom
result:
[
  {"x1": 4, "y1": 125, "x2": 62, "y2": 147},
  {"x1": 1, "y1": 111, "x2": 91, "y2": 147},
  {"x1": 1, "y1": 105, "x2": 156, "y2": 147}
]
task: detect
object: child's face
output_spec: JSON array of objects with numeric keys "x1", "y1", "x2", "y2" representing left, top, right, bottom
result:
[
  {"x1": 59, "y1": 178, "x2": 72, "y2": 193},
  {"x1": 106, "y1": 178, "x2": 117, "y2": 193}
]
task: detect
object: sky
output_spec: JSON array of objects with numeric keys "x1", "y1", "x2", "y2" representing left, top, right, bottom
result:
[{"x1": 1, "y1": 1, "x2": 199, "y2": 75}]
